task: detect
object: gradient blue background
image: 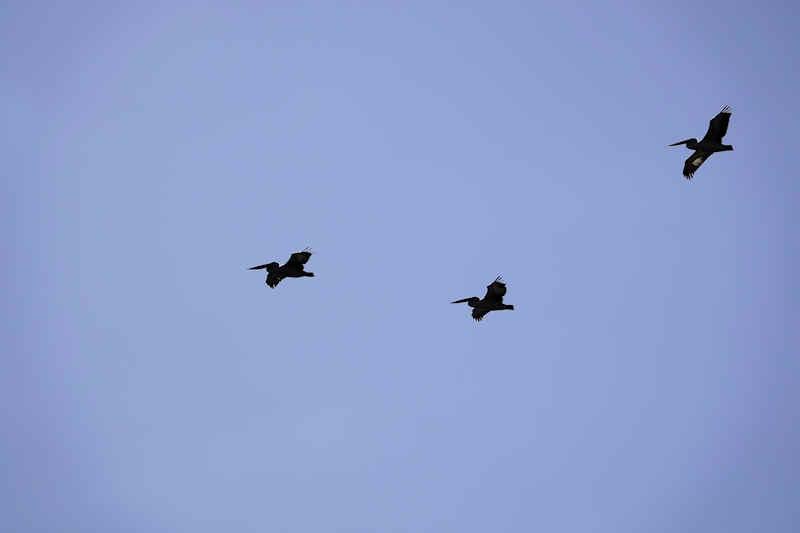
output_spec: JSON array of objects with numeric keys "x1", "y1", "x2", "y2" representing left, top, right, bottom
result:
[{"x1": 3, "y1": 2, "x2": 798, "y2": 532}]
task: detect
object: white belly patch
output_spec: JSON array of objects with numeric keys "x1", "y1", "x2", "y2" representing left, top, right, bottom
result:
[{"x1": 692, "y1": 158, "x2": 703, "y2": 166}]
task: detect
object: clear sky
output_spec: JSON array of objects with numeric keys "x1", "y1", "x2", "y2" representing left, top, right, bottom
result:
[{"x1": 3, "y1": 2, "x2": 798, "y2": 532}]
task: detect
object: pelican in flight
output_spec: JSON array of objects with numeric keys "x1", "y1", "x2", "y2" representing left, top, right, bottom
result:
[
  {"x1": 669, "y1": 105, "x2": 734, "y2": 179},
  {"x1": 452, "y1": 276, "x2": 515, "y2": 322},
  {"x1": 249, "y1": 248, "x2": 315, "y2": 288}
]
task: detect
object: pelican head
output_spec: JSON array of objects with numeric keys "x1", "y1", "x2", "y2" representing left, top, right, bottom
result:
[
  {"x1": 452, "y1": 297, "x2": 480, "y2": 305},
  {"x1": 669, "y1": 138, "x2": 698, "y2": 148}
]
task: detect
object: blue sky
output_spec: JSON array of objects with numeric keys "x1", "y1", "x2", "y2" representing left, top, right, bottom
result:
[{"x1": 3, "y1": 2, "x2": 798, "y2": 532}]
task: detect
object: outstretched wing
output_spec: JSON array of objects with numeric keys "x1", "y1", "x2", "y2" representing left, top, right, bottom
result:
[
  {"x1": 700, "y1": 105, "x2": 732, "y2": 144},
  {"x1": 682, "y1": 150, "x2": 712, "y2": 179},
  {"x1": 266, "y1": 272, "x2": 283, "y2": 288},
  {"x1": 483, "y1": 277, "x2": 507, "y2": 304},
  {"x1": 472, "y1": 308, "x2": 490, "y2": 322},
  {"x1": 286, "y1": 250, "x2": 312, "y2": 268}
]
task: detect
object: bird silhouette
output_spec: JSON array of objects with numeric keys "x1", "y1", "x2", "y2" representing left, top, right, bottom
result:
[
  {"x1": 452, "y1": 276, "x2": 515, "y2": 322},
  {"x1": 669, "y1": 105, "x2": 734, "y2": 179},
  {"x1": 249, "y1": 248, "x2": 315, "y2": 288}
]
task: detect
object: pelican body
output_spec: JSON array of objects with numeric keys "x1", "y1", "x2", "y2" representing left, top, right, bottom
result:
[
  {"x1": 249, "y1": 248, "x2": 314, "y2": 288},
  {"x1": 669, "y1": 105, "x2": 733, "y2": 179},
  {"x1": 452, "y1": 276, "x2": 514, "y2": 322}
]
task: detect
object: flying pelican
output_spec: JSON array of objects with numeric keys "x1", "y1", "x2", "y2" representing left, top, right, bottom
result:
[
  {"x1": 669, "y1": 105, "x2": 734, "y2": 179},
  {"x1": 249, "y1": 248, "x2": 315, "y2": 288},
  {"x1": 452, "y1": 276, "x2": 515, "y2": 322}
]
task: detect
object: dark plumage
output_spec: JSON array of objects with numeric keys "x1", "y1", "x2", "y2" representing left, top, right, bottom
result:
[
  {"x1": 452, "y1": 276, "x2": 515, "y2": 322},
  {"x1": 668, "y1": 105, "x2": 734, "y2": 179},
  {"x1": 249, "y1": 248, "x2": 315, "y2": 288}
]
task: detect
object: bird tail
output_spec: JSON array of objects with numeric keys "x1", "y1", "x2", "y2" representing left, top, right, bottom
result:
[{"x1": 504, "y1": 304, "x2": 515, "y2": 311}]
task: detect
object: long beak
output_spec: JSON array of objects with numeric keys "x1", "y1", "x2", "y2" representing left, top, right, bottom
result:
[
  {"x1": 668, "y1": 139, "x2": 691, "y2": 147},
  {"x1": 451, "y1": 298, "x2": 471, "y2": 304}
]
